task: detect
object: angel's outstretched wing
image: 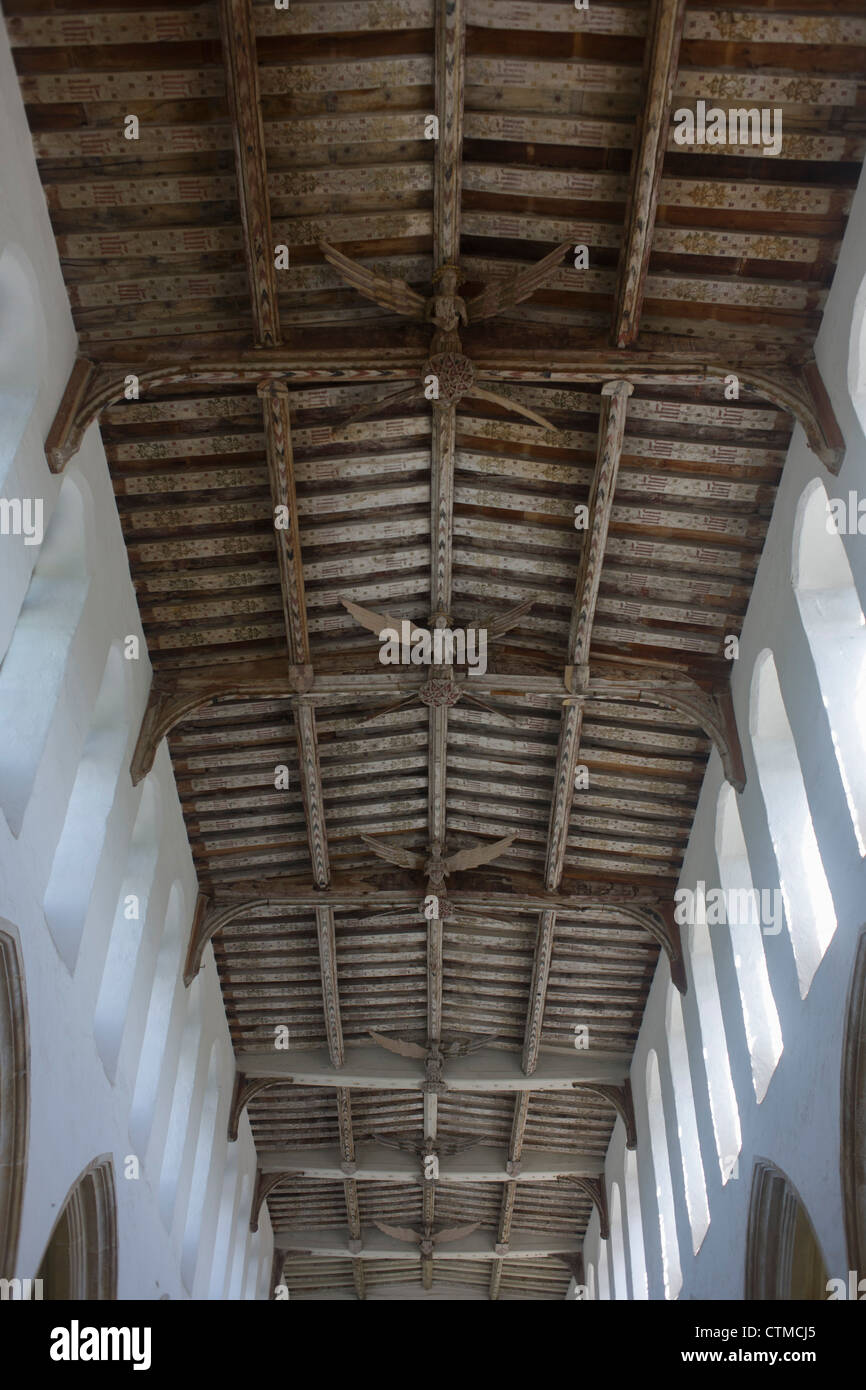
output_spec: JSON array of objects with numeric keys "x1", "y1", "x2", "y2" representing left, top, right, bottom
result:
[
  {"x1": 465, "y1": 241, "x2": 572, "y2": 322},
  {"x1": 442, "y1": 1035, "x2": 496, "y2": 1057},
  {"x1": 468, "y1": 384, "x2": 556, "y2": 431},
  {"x1": 341, "y1": 596, "x2": 428, "y2": 643},
  {"x1": 320, "y1": 241, "x2": 428, "y2": 320},
  {"x1": 361, "y1": 834, "x2": 426, "y2": 872},
  {"x1": 433, "y1": 1223, "x2": 480, "y2": 1245},
  {"x1": 368, "y1": 1029, "x2": 427, "y2": 1059},
  {"x1": 478, "y1": 598, "x2": 534, "y2": 640},
  {"x1": 444, "y1": 833, "x2": 516, "y2": 875},
  {"x1": 375, "y1": 1221, "x2": 422, "y2": 1245},
  {"x1": 368, "y1": 1132, "x2": 420, "y2": 1155},
  {"x1": 437, "y1": 1136, "x2": 481, "y2": 1156}
]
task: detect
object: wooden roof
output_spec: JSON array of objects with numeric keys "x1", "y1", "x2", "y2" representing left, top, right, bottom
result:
[{"x1": 9, "y1": 0, "x2": 864, "y2": 1297}]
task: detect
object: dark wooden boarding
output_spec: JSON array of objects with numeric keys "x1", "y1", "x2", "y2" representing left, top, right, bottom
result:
[{"x1": 7, "y1": 0, "x2": 865, "y2": 1298}]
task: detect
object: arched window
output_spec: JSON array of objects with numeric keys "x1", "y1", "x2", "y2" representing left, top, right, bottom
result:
[
  {"x1": 181, "y1": 1043, "x2": 222, "y2": 1292},
  {"x1": 0, "y1": 925, "x2": 28, "y2": 1278},
  {"x1": 37, "y1": 1156, "x2": 117, "y2": 1299},
  {"x1": 0, "y1": 473, "x2": 90, "y2": 835},
  {"x1": 228, "y1": 1172, "x2": 252, "y2": 1299},
  {"x1": 158, "y1": 983, "x2": 204, "y2": 1228},
  {"x1": 684, "y1": 903, "x2": 742, "y2": 1182},
  {"x1": 209, "y1": 1145, "x2": 241, "y2": 1299},
  {"x1": 624, "y1": 1147, "x2": 648, "y2": 1299},
  {"x1": 609, "y1": 1182, "x2": 628, "y2": 1299},
  {"x1": 745, "y1": 1158, "x2": 828, "y2": 1299},
  {"x1": 665, "y1": 984, "x2": 710, "y2": 1253},
  {"x1": 646, "y1": 1049, "x2": 682, "y2": 1299},
  {"x1": 93, "y1": 780, "x2": 162, "y2": 1079},
  {"x1": 841, "y1": 927, "x2": 866, "y2": 1273},
  {"x1": 130, "y1": 883, "x2": 188, "y2": 1155},
  {"x1": 0, "y1": 243, "x2": 45, "y2": 479},
  {"x1": 596, "y1": 1238, "x2": 611, "y2": 1299},
  {"x1": 585, "y1": 1259, "x2": 596, "y2": 1300},
  {"x1": 43, "y1": 641, "x2": 130, "y2": 971},
  {"x1": 749, "y1": 649, "x2": 837, "y2": 997},
  {"x1": 848, "y1": 271, "x2": 866, "y2": 438},
  {"x1": 793, "y1": 478, "x2": 866, "y2": 856},
  {"x1": 715, "y1": 784, "x2": 783, "y2": 1101},
  {"x1": 242, "y1": 1232, "x2": 263, "y2": 1300}
]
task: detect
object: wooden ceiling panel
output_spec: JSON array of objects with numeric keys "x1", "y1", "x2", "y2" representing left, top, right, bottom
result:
[{"x1": 12, "y1": 0, "x2": 863, "y2": 1297}]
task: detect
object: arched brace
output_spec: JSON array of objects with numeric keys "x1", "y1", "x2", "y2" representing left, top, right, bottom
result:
[
  {"x1": 587, "y1": 659, "x2": 746, "y2": 793},
  {"x1": 745, "y1": 360, "x2": 845, "y2": 475},
  {"x1": 477, "y1": 352, "x2": 845, "y2": 472},
  {"x1": 577, "y1": 1080, "x2": 637, "y2": 1151},
  {"x1": 45, "y1": 354, "x2": 421, "y2": 473},
  {"x1": 228, "y1": 1073, "x2": 279, "y2": 1142},
  {"x1": 251, "y1": 1169, "x2": 289, "y2": 1233},
  {"x1": 589, "y1": 902, "x2": 686, "y2": 995},
  {"x1": 652, "y1": 683, "x2": 746, "y2": 794},
  {"x1": 570, "y1": 1176, "x2": 609, "y2": 1241},
  {"x1": 555, "y1": 1251, "x2": 585, "y2": 1283},
  {"x1": 131, "y1": 685, "x2": 221, "y2": 786},
  {"x1": 622, "y1": 903, "x2": 686, "y2": 994},
  {"x1": 131, "y1": 662, "x2": 310, "y2": 785},
  {"x1": 184, "y1": 894, "x2": 256, "y2": 986}
]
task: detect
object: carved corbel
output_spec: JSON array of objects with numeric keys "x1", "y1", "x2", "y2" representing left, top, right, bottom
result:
[
  {"x1": 251, "y1": 1170, "x2": 289, "y2": 1232},
  {"x1": 348, "y1": 1238, "x2": 363, "y2": 1256},
  {"x1": 45, "y1": 356, "x2": 101, "y2": 472},
  {"x1": 577, "y1": 1079, "x2": 637, "y2": 1150},
  {"x1": 228, "y1": 1072, "x2": 278, "y2": 1142}
]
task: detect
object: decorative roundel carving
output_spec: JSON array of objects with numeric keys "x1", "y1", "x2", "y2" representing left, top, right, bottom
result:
[
  {"x1": 419, "y1": 678, "x2": 462, "y2": 708},
  {"x1": 423, "y1": 352, "x2": 475, "y2": 404}
]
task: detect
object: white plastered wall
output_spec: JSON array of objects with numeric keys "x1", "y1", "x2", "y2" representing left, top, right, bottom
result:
[
  {"x1": 583, "y1": 157, "x2": 866, "y2": 1301},
  {"x1": 0, "y1": 22, "x2": 272, "y2": 1300}
]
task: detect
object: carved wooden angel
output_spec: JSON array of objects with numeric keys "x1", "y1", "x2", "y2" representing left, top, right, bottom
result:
[
  {"x1": 320, "y1": 239, "x2": 572, "y2": 339},
  {"x1": 374, "y1": 1222, "x2": 480, "y2": 1255},
  {"x1": 320, "y1": 239, "x2": 573, "y2": 430},
  {"x1": 360, "y1": 833, "x2": 516, "y2": 887}
]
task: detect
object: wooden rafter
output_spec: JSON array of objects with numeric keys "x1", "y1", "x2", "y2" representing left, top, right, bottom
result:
[
  {"x1": 522, "y1": 382, "x2": 636, "y2": 1070},
  {"x1": 272, "y1": 1229, "x2": 583, "y2": 1260},
  {"x1": 425, "y1": 0, "x2": 465, "y2": 1281},
  {"x1": 48, "y1": 349, "x2": 845, "y2": 473},
  {"x1": 494, "y1": 383, "x2": 634, "y2": 1294},
  {"x1": 257, "y1": 1144, "x2": 603, "y2": 1182},
  {"x1": 433, "y1": 0, "x2": 464, "y2": 270},
  {"x1": 612, "y1": 0, "x2": 687, "y2": 347},
  {"x1": 19, "y1": 0, "x2": 864, "y2": 1300},
  {"x1": 184, "y1": 881, "x2": 682, "y2": 987},
  {"x1": 236, "y1": 1045, "x2": 627, "y2": 1090},
  {"x1": 215, "y1": 5, "x2": 361, "y2": 1272},
  {"x1": 130, "y1": 662, "x2": 744, "y2": 793},
  {"x1": 218, "y1": 0, "x2": 280, "y2": 346}
]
